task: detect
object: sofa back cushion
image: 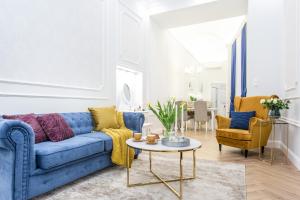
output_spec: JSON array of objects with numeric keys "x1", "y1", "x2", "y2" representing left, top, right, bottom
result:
[
  {"x1": 37, "y1": 113, "x2": 74, "y2": 142},
  {"x1": 3, "y1": 113, "x2": 47, "y2": 143},
  {"x1": 60, "y1": 112, "x2": 94, "y2": 135}
]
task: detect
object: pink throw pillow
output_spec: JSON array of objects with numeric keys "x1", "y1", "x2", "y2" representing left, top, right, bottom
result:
[
  {"x1": 3, "y1": 114, "x2": 47, "y2": 144},
  {"x1": 36, "y1": 113, "x2": 74, "y2": 142}
]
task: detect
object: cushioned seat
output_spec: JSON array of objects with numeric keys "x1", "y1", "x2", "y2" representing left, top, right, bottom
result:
[
  {"x1": 78, "y1": 132, "x2": 113, "y2": 152},
  {"x1": 35, "y1": 136, "x2": 104, "y2": 170},
  {"x1": 216, "y1": 128, "x2": 252, "y2": 141}
]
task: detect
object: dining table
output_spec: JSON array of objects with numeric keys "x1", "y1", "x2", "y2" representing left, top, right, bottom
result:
[{"x1": 186, "y1": 106, "x2": 217, "y2": 131}]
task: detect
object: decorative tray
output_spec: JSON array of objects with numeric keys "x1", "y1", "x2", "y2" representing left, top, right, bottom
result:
[{"x1": 161, "y1": 137, "x2": 190, "y2": 147}]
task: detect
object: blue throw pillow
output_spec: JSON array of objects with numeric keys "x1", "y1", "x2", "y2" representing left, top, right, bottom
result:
[{"x1": 230, "y1": 111, "x2": 256, "y2": 130}]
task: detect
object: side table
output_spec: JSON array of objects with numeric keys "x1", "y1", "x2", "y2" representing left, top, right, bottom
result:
[{"x1": 259, "y1": 118, "x2": 289, "y2": 165}]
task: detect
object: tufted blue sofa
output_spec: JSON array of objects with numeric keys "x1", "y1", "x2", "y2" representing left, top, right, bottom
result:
[{"x1": 0, "y1": 112, "x2": 144, "y2": 200}]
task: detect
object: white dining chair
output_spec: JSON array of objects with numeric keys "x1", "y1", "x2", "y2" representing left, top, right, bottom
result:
[{"x1": 194, "y1": 100, "x2": 209, "y2": 133}]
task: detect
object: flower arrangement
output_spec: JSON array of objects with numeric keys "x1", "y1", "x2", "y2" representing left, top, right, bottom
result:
[
  {"x1": 260, "y1": 97, "x2": 290, "y2": 118},
  {"x1": 148, "y1": 98, "x2": 178, "y2": 136}
]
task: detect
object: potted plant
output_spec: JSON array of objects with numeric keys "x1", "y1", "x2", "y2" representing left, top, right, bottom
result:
[
  {"x1": 260, "y1": 97, "x2": 290, "y2": 118},
  {"x1": 148, "y1": 98, "x2": 178, "y2": 137},
  {"x1": 189, "y1": 96, "x2": 197, "y2": 101}
]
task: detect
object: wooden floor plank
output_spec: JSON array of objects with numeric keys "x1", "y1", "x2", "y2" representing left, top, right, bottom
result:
[{"x1": 159, "y1": 130, "x2": 300, "y2": 200}]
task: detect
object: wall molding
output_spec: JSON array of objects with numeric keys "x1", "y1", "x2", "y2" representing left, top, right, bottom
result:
[
  {"x1": 118, "y1": 0, "x2": 143, "y2": 19},
  {"x1": 280, "y1": 117, "x2": 300, "y2": 128},
  {"x1": 285, "y1": 85, "x2": 298, "y2": 92},
  {"x1": 0, "y1": 92, "x2": 108, "y2": 100},
  {"x1": 0, "y1": 79, "x2": 104, "y2": 92},
  {"x1": 118, "y1": 0, "x2": 143, "y2": 67},
  {"x1": 285, "y1": 96, "x2": 300, "y2": 100},
  {"x1": 0, "y1": 0, "x2": 109, "y2": 99}
]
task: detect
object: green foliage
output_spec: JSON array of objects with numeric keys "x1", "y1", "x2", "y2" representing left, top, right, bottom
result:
[
  {"x1": 189, "y1": 96, "x2": 197, "y2": 101},
  {"x1": 148, "y1": 98, "x2": 178, "y2": 132},
  {"x1": 260, "y1": 98, "x2": 290, "y2": 110}
]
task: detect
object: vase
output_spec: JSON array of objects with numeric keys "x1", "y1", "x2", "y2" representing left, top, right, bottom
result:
[
  {"x1": 163, "y1": 130, "x2": 175, "y2": 138},
  {"x1": 269, "y1": 108, "x2": 281, "y2": 119}
]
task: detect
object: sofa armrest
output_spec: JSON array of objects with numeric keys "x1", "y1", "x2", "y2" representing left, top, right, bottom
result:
[
  {"x1": 123, "y1": 112, "x2": 145, "y2": 133},
  {"x1": 215, "y1": 115, "x2": 231, "y2": 129},
  {"x1": 0, "y1": 119, "x2": 35, "y2": 200}
]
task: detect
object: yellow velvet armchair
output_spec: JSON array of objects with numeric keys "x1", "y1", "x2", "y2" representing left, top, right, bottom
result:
[{"x1": 216, "y1": 96, "x2": 272, "y2": 158}]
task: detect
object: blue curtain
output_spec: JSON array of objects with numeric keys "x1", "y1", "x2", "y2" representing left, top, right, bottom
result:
[
  {"x1": 241, "y1": 24, "x2": 247, "y2": 97},
  {"x1": 229, "y1": 40, "x2": 237, "y2": 117}
]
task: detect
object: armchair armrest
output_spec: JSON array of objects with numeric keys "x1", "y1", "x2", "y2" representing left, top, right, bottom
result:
[
  {"x1": 123, "y1": 112, "x2": 145, "y2": 133},
  {"x1": 0, "y1": 119, "x2": 35, "y2": 200},
  {"x1": 248, "y1": 117, "x2": 272, "y2": 147},
  {"x1": 249, "y1": 117, "x2": 272, "y2": 133},
  {"x1": 215, "y1": 115, "x2": 231, "y2": 129}
]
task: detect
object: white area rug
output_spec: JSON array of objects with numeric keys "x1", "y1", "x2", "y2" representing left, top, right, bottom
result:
[{"x1": 34, "y1": 153, "x2": 246, "y2": 200}]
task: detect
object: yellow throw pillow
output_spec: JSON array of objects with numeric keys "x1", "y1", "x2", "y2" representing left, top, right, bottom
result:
[
  {"x1": 117, "y1": 112, "x2": 126, "y2": 128},
  {"x1": 88, "y1": 106, "x2": 119, "y2": 130}
]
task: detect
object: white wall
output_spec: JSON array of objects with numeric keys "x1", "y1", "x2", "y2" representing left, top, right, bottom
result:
[
  {"x1": 280, "y1": 0, "x2": 300, "y2": 169},
  {"x1": 247, "y1": 0, "x2": 285, "y2": 97},
  {"x1": 186, "y1": 65, "x2": 227, "y2": 101},
  {"x1": 247, "y1": 0, "x2": 300, "y2": 169},
  {"x1": 145, "y1": 19, "x2": 201, "y2": 132},
  {"x1": 0, "y1": 0, "x2": 146, "y2": 114},
  {"x1": 146, "y1": 20, "x2": 200, "y2": 103}
]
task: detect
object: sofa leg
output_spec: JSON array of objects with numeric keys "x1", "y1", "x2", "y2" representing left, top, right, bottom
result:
[
  {"x1": 219, "y1": 144, "x2": 222, "y2": 152},
  {"x1": 245, "y1": 150, "x2": 248, "y2": 158},
  {"x1": 261, "y1": 146, "x2": 265, "y2": 154}
]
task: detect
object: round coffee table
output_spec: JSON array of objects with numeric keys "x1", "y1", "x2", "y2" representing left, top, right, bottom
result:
[{"x1": 126, "y1": 137, "x2": 202, "y2": 200}]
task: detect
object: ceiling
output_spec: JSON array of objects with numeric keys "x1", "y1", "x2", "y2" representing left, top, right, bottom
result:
[
  {"x1": 169, "y1": 15, "x2": 246, "y2": 65},
  {"x1": 150, "y1": 0, "x2": 247, "y2": 29},
  {"x1": 147, "y1": 0, "x2": 247, "y2": 67},
  {"x1": 146, "y1": 0, "x2": 217, "y2": 15}
]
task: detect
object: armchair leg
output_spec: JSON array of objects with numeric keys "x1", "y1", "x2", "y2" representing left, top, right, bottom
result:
[
  {"x1": 219, "y1": 144, "x2": 222, "y2": 152},
  {"x1": 245, "y1": 150, "x2": 248, "y2": 158},
  {"x1": 261, "y1": 146, "x2": 265, "y2": 154}
]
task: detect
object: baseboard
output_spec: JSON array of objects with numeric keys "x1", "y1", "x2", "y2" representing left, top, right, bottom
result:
[{"x1": 267, "y1": 140, "x2": 300, "y2": 170}]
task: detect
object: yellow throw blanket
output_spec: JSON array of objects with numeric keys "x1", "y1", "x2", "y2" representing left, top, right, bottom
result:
[{"x1": 101, "y1": 112, "x2": 135, "y2": 167}]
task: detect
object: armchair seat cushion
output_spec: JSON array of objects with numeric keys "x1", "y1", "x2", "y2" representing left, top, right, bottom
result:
[
  {"x1": 35, "y1": 136, "x2": 105, "y2": 170},
  {"x1": 216, "y1": 128, "x2": 252, "y2": 141}
]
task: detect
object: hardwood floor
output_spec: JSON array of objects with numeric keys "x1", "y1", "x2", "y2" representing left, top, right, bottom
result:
[{"x1": 164, "y1": 130, "x2": 300, "y2": 200}]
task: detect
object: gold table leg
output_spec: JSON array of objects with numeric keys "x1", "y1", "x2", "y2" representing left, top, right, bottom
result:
[
  {"x1": 127, "y1": 145, "x2": 130, "y2": 186},
  {"x1": 271, "y1": 122, "x2": 275, "y2": 165},
  {"x1": 126, "y1": 146, "x2": 197, "y2": 199}
]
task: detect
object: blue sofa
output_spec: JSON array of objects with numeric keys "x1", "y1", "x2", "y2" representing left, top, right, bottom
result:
[{"x1": 0, "y1": 112, "x2": 144, "y2": 200}]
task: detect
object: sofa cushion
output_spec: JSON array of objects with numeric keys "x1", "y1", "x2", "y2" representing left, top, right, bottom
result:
[
  {"x1": 216, "y1": 128, "x2": 252, "y2": 141},
  {"x1": 37, "y1": 113, "x2": 74, "y2": 142},
  {"x1": 35, "y1": 136, "x2": 104, "y2": 170},
  {"x1": 60, "y1": 113, "x2": 93, "y2": 135},
  {"x1": 77, "y1": 132, "x2": 112, "y2": 152},
  {"x1": 3, "y1": 113, "x2": 47, "y2": 143}
]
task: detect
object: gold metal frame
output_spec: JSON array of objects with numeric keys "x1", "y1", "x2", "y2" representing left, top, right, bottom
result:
[
  {"x1": 127, "y1": 146, "x2": 197, "y2": 200},
  {"x1": 259, "y1": 119, "x2": 289, "y2": 165}
]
